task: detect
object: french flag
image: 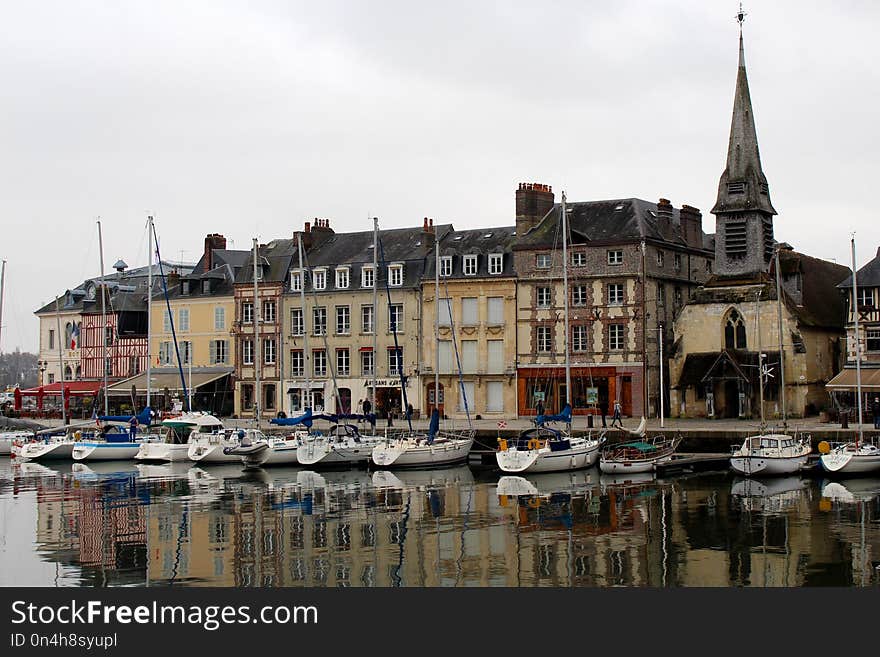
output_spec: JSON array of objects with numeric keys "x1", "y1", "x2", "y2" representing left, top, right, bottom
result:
[{"x1": 70, "y1": 324, "x2": 80, "y2": 349}]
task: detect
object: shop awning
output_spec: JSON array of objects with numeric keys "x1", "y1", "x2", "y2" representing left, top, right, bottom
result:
[
  {"x1": 105, "y1": 367, "x2": 233, "y2": 396},
  {"x1": 19, "y1": 381, "x2": 103, "y2": 396},
  {"x1": 826, "y1": 367, "x2": 880, "y2": 390}
]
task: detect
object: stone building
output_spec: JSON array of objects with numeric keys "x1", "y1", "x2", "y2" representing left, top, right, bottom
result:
[
  {"x1": 421, "y1": 224, "x2": 518, "y2": 420},
  {"x1": 513, "y1": 183, "x2": 713, "y2": 420},
  {"x1": 669, "y1": 28, "x2": 849, "y2": 419}
]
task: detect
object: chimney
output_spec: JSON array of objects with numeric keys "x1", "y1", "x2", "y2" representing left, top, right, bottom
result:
[
  {"x1": 167, "y1": 269, "x2": 180, "y2": 290},
  {"x1": 310, "y1": 218, "x2": 335, "y2": 247},
  {"x1": 203, "y1": 233, "x2": 227, "y2": 272},
  {"x1": 421, "y1": 217, "x2": 436, "y2": 251},
  {"x1": 678, "y1": 204, "x2": 703, "y2": 250},
  {"x1": 655, "y1": 198, "x2": 675, "y2": 241},
  {"x1": 516, "y1": 183, "x2": 555, "y2": 237}
]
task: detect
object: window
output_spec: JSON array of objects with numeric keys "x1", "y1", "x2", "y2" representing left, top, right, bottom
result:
[
  {"x1": 210, "y1": 340, "x2": 228, "y2": 365},
  {"x1": 243, "y1": 340, "x2": 254, "y2": 365},
  {"x1": 657, "y1": 251, "x2": 665, "y2": 267},
  {"x1": 488, "y1": 253, "x2": 503, "y2": 275},
  {"x1": 48, "y1": 373, "x2": 55, "y2": 384},
  {"x1": 159, "y1": 341, "x2": 173, "y2": 365},
  {"x1": 463, "y1": 255, "x2": 477, "y2": 276},
  {"x1": 388, "y1": 264, "x2": 403, "y2": 287},
  {"x1": 608, "y1": 284, "x2": 624, "y2": 306},
  {"x1": 537, "y1": 326, "x2": 552, "y2": 352},
  {"x1": 658, "y1": 283, "x2": 666, "y2": 305},
  {"x1": 182, "y1": 280, "x2": 190, "y2": 295},
  {"x1": 361, "y1": 350, "x2": 374, "y2": 376},
  {"x1": 263, "y1": 338, "x2": 276, "y2": 365},
  {"x1": 388, "y1": 348, "x2": 403, "y2": 375},
  {"x1": 388, "y1": 304, "x2": 403, "y2": 333},
  {"x1": 607, "y1": 250, "x2": 623, "y2": 265},
  {"x1": 214, "y1": 306, "x2": 225, "y2": 331},
  {"x1": 313, "y1": 269, "x2": 326, "y2": 290},
  {"x1": 674, "y1": 286, "x2": 683, "y2": 307},
  {"x1": 461, "y1": 340, "x2": 477, "y2": 373},
  {"x1": 313, "y1": 350, "x2": 327, "y2": 377},
  {"x1": 105, "y1": 326, "x2": 114, "y2": 346},
  {"x1": 180, "y1": 341, "x2": 191, "y2": 365},
  {"x1": 105, "y1": 357, "x2": 112, "y2": 376},
  {"x1": 724, "y1": 309, "x2": 747, "y2": 349},
  {"x1": 488, "y1": 297, "x2": 503, "y2": 325},
  {"x1": 572, "y1": 252, "x2": 587, "y2": 267},
  {"x1": 867, "y1": 330, "x2": 880, "y2": 352},
  {"x1": 336, "y1": 348, "x2": 350, "y2": 376},
  {"x1": 438, "y1": 298, "x2": 452, "y2": 326},
  {"x1": 202, "y1": 280, "x2": 211, "y2": 294},
  {"x1": 857, "y1": 288, "x2": 874, "y2": 308},
  {"x1": 361, "y1": 266, "x2": 374, "y2": 288},
  {"x1": 290, "y1": 308, "x2": 303, "y2": 336},
  {"x1": 361, "y1": 305, "x2": 374, "y2": 334},
  {"x1": 290, "y1": 270, "x2": 302, "y2": 292},
  {"x1": 313, "y1": 307, "x2": 327, "y2": 335},
  {"x1": 49, "y1": 329, "x2": 55, "y2": 350},
  {"x1": 536, "y1": 254, "x2": 551, "y2": 269},
  {"x1": 487, "y1": 340, "x2": 504, "y2": 372},
  {"x1": 458, "y1": 382, "x2": 475, "y2": 412},
  {"x1": 609, "y1": 324, "x2": 625, "y2": 350},
  {"x1": 241, "y1": 384, "x2": 253, "y2": 410},
  {"x1": 336, "y1": 305, "x2": 350, "y2": 334},
  {"x1": 438, "y1": 341, "x2": 453, "y2": 373},
  {"x1": 439, "y1": 256, "x2": 452, "y2": 277},
  {"x1": 486, "y1": 382, "x2": 503, "y2": 412},
  {"x1": 461, "y1": 298, "x2": 478, "y2": 326},
  {"x1": 262, "y1": 300, "x2": 276, "y2": 323},
  {"x1": 264, "y1": 384, "x2": 275, "y2": 410},
  {"x1": 572, "y1": 284, "x2": 588, "y2": 306},
  {"x1": 674, "y1": 253, "x2": 682, "y2": 271},
  {"x1": 163, "y1": 310, "x2": 172, "y2": 332},
  {"x1": 335, "y1": 268, "x2": 349, "y2": 289},
  {"x1": 572, "y1": 325, "x2": 588, "y2": 352},
  {"x1": 537, "y1": 287, "x2": 552, "y2": 308},
  {"x1": 290, "y1": 350, "x2": 304, "y2": 376},
  {"x1": 242, "y1": 302, "x2": 253, "y2": 324}
]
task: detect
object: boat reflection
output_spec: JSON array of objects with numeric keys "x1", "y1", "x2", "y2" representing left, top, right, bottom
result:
[{"x1": 730, "y1": 476, "x2": 811, "y2": 514}]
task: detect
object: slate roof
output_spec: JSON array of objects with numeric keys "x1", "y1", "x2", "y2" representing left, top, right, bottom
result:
[
  {"x1": 423, "y1": 226, "x2": 518, "y2": 279},
  {"x1": 775, "y1": 249, "x2": 850, "y2": 329},
  {"x1": 161, "y1": 263, "x2": 240, "y2": 301},
  {"x1": 514, "y1": 198, "x2": 712, "y2": 252},
  {"x1": 836, "y1": 246, "x2": 880, "y2": 289},
  {"x1": 235, "y1": 239, "x2": 297, "y2": 285}
]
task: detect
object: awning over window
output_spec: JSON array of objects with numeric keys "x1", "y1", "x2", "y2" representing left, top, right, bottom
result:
[
  {"x1": 826, "y1": 367, "x2": 880, "y2": 390},
  {"x1": 105, "y1": 367, "x2": 233, "y2": 396}
]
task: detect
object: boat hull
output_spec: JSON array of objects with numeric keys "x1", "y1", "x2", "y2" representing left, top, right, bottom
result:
[
  {"x1": 14, "y1": 441, "x2": 75, "y2": 461},
  {"x1": 297, "y1": 440, "x2": 379, "y2": 466},
  {"x1": 599, "y1": 455, "x2": 671, "y2": 474},
  {"x1": 496, "y1": 440, "x2": 601, "y2": 474},
  {"x1": 372, "y1": 438, "x2": 472, "y2": 468},
  {"x1": 820, "y1": 447, "x2": 880, "y2": 474},
  {"x1": 730, "y1": 454, "x2": 809, "y2": 476},
  {"x1": 187, "y1": 443, "x2": 243, "y2": 463},
  {"x1": 72, "y1": 442, "x2": 142, "y2": 461},
  {"x1": 135, "y1": 443, "x2": 190, "y2": 462},
  {"x1": 242, "y1": 441, "x2": 300, "y2": 467}
]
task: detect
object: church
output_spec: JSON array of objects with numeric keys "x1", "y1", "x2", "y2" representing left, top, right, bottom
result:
[{"x1": 669, "y1": 20, "x2": 850, "y2": 421}]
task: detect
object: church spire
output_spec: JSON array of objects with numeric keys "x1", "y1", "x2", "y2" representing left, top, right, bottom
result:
[{"x1": 711, "y1": 8, "x2": 776, "y2": 216}]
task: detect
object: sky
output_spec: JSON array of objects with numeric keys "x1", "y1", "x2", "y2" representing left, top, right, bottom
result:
[{"x1": 2, "y1": 0, "x2": 879, "y2": 353}]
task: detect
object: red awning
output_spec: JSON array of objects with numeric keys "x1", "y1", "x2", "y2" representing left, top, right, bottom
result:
[
  {"x1": 359, "y1": 347, "x2": 373, "y2": 352},
  {"x1": 20, "y1": 381, "x2": 103, "y2": 396}
]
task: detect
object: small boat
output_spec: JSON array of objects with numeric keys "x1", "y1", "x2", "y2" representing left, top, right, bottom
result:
[
  {"x1": 187, "y1": 428, "x2": 249, "y2": 463},
  {"x1": 13, "y1": 429, "x2": 77, "y2": 461},
  {"x1": 135, "y1": 412, "x2": 224, "y2": 462},
  {"x1": 599, "y1": 434, "x2": 682, "y2": 474},
  {"x1": 495, "y1": 411, "x2": 606, "y2": 474},
  {"x1": 227, "y1": 430, "x2": 307, "y2": 467},
  {"x1": 296, "y1": 421, "x2": 382, "y2": 467},
  {"x1": 72, "y1": 422, "x2": 157, "y2": 461},
  {"x1": 0, "y1": 430, "x2": 34, "y2": 456},
  {"x1": 730, "y1": 432, "x2": 811, "y2": 476},
  {"x1": 371, "y1": 412, "x2": 475, "y2": 469},
  {"x1": 819, "y1": 441, "x2": 880, "y2": 475}
]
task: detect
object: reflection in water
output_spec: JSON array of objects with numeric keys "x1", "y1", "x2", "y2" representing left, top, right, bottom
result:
[{"x1": 1, "y1": 458, "x2": 879, "y2": 587}]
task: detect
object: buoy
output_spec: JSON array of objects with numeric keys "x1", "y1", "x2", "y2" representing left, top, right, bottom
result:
[
  {"x1": 819, "y1": 498, "x2": 832, "y2": 512},
  {"x1": 818, "y1": 441, "x2": 831, "y2": 454}
]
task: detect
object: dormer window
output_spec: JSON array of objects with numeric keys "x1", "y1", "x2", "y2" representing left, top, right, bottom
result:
[
  {"x1": 361, "y1": 266, "x2": 375, "y2": 288},
  {"x1": 388, "y1": 264, "x2": 404, "y2": 287},
  {"x1": 313, "y1": 268, "x2": 327, "y2": 290},
  {"x1": 290, "y1": 269, "x2": 302, "y2": 292},
  {"x1": 202, "y1": 279, "x2": 211, "y2": 294},
  {"x1": 488, "y1": 253, "x2": 503, "y2": 275},
  {"x1": 463, "y1": 255, "x2": 478, "y2": 276},
  {"x1": 181, "y1": 280, "x2": 190, "y2": 295},
  {"x1": 439, "y1": 256, "x2": 452, "y2": 277},
  {"x1": 335, "y1": 267, "x2": 349, "y2": 289}
]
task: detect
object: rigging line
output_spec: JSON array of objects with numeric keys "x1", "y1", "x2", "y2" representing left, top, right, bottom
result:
[
  {"x1": 391, "y1": 490, "x2": 411, "y2": 587},
  {"x1": 440, "y1": 275, "x2": 472, "y2": 428},
  {"x1": 377, "y1": 237, "x2": 412, "y2": 432},
  {"x1": 300, "y1": 248, "x2": 342, "y2": 414},
  {"x1": 152, "y1": 223, "x2": 189, "y2": 410}
]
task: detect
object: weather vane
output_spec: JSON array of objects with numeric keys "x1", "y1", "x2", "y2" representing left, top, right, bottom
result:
[{"x1": 736, "y1": 3, "x2": 747, "y2": 29}]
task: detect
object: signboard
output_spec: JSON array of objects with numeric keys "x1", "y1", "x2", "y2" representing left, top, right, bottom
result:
[
  {"x1": 586, "y1": 387, "x2": 599, "y2": 404},
  {"x1": 362, "y1": 379, "x2": 410, "y2": 388},
  {"x1": 533, "y1": 391, "x2": 545, "y2": 401}
]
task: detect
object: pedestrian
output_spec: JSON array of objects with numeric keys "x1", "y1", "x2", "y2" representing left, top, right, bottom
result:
[
  {"x1": 535, "y1": 399, "x2": 545, "y2": 418},
  {"x1": 363, "y1": 397, "x2": 372, "y2": 418},
  {"x1": 600, "y1": 398, "x2": 607, "y2": 428},
  {"x1": 356, "y1": 398, "x2": 364, "y2": 423},
  {"x1": 386, "y1": 403, "x2": 394, "y2": 428},
  {"x1": 129, "y1": 415, "x2": 139, "y2": 441},
  {"x1": 611, "y1": 400, "x2": 622, "y2": 428},
  {"x1": 873, "y1": 397, "x2": 880, "y2": 430},
  {"x1": 406, "y1": 402, "x2": 413, "y2": 421}
]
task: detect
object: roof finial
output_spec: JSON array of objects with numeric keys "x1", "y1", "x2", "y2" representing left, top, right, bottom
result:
[{"x1": 736, "y1": 3, "x2": 747, "y2": 31}]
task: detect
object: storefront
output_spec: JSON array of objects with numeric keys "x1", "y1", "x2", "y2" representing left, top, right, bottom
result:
[{"x1": 516, "y1": 366, "x2": 640, "y2": 418}]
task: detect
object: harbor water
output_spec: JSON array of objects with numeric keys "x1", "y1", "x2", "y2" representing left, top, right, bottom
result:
[{"x1": 0, "y1": 458, "x2": 878, "y2": 587}]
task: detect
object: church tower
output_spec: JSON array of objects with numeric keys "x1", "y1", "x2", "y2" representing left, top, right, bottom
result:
[{"x1": 712, "y1": 10, "x2": 777, "y2": 277}]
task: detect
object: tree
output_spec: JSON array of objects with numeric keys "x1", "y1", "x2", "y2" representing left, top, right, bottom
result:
[{"x1": 0, "y1": 349, "x2": 38, "y2": 389}]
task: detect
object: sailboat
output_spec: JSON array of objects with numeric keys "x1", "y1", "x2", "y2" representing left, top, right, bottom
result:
[
  {"x1": 730, "y1": 249, "x2": 811, "y2": 476},
  {"x1": 496, "y1": 192, "x2": 606, "y2": 474},
  {"x1": 820, "y1": 236, "x2": 880, "y2": 475},
  {"x1": 371, "y1": 222, "x2": 475, "y2": 468}
]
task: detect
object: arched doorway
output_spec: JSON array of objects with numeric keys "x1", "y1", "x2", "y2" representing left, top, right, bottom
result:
[{"x1": 426, "y1": 382, "x2": 444, "y2": 417}]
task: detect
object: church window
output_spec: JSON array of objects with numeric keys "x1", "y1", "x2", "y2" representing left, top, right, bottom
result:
[{"x1": 724, "y1": 309, "x2": 747, "y2": 349}]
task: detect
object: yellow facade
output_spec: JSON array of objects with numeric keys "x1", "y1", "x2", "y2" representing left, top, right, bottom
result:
[{"x1": 150, "y1": 295, "x2": 235, "y2": 372}]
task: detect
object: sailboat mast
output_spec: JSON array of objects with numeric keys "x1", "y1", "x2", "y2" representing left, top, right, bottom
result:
[
  {"x1": 755, "y1": 289, "x2": 764, "y2": 428},
  {"x1": 298, "y1": 232, "x2": 310, "y2": 412},
  {"x1": 435, "y1": 232, "x2": 440, "y2": 416},
  {"x1": 774, "y1": 248, "x2": 787, "y2": 427},
  {"x1": 0, "y1": 259, "x2": 5, "y2": 355},
  {"x1": 146, "y1": 217, "x2": 153, "y2": 413},
  {"x1": 97, "y1": 219, "x2": 109, "y2": 416},
  {"x1": 851, "y1": 236, "x2": 864, "y2": 445},
  {"x1": 561, "y1": 191, "x2": 571, "y2": 409},
  {"x1": 372, "y1": 218, "x2": 378, "y2": 417},
  {"x1": 54, "y1": 295, "x2": 67, "y2": 426},
  {"x1": 253, "y1": 238, "x2": 261, "y2": 424}
]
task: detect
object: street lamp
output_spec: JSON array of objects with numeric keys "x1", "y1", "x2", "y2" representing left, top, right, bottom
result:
[{"x1": 38, "y1": 360, "x2": 47, "y2": 385}]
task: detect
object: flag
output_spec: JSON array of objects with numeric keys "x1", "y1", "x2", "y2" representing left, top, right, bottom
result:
[{"x1": 70, "y1": 324, "x2": 80, "y2": 349}]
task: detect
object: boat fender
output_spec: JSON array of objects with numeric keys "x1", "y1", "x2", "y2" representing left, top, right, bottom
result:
[
  {"x1": 818, "y1": 441, "x2": 830, "y2": 454},
  {"x1": 497, "y1": 438, "x2": 508, "y2": 451},
  {"x1": 527, "y1": 438, "x2": 541, "y2": 451}
]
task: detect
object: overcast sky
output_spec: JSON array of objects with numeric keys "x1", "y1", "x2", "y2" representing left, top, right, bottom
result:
[{"x1": 2, "y1": 0, "x2": 878, "y2": 353}]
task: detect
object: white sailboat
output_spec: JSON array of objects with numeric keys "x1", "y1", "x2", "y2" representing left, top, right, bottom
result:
[
  {"x1": 730, "y1": 251, "x2": 811, "y2": 476},
  {"x1": 371, "y1": 222, "x2": 475, "y2": 468},
  {"x1": 135, "y1": 412, "x2": 224, "y2": 462},
  {"x1": 496, "y1": 191, "x2": 606, "y2": 474},
  {"x1": 820, "y1": 236, "x2": 880, "y2": 475}
]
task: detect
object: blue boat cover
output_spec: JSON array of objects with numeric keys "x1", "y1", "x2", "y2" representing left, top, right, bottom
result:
[
  {"x1": 98, "y1": 407, "x2": 154, "y2": 426},
  {"x1": 269, "y1": 408, "x2": 313, "y2": 428},
  {"x1": 427, "y1": 409, "x2": 440, "y2": 445},
  {"x1": 536, "y1": 404, "x2": 572, "y2": 426}
]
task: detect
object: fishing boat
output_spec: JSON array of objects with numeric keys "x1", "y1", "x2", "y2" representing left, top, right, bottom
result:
[
  {"x1": 496, "y1": 193, "x2": 606, "y2": 474},
  {"x1": 820, "y1": 237, "x2": 880, "y2": 476},
  {"x1": 599, "y1": 433, "x2": 682, "y2": 474},
  {"x1": 135, "y1": 412, "x2": 224, "y2": 462}
]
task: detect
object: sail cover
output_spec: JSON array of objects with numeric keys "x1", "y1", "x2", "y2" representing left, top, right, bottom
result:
[
  {"x1": 269, "y1": 408, "x2": 313, "y2": 428},
  {"x1": 427, "y1": 408, "x2": 440, "y2": 445},
  {"x1": 536, "y1": 403, "x2": 572, "y2": 426}
]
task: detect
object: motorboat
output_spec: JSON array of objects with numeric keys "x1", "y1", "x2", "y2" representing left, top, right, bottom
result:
[
  {"x1": 819, "y1": 441, "x2": 880, "y2": 475},
  {"x1": 599, "y1": 433, "x2": 682, "y2": 474},
  {"x1": 226, "y1": 429, "x2": 307, "y2": 467},
  {"x1": 187, "y1": 427, "x2": 249, "y2": 464},
  {"x1": 730, "y1": 432, "x2": 811, "y2": 476},
  {"x1": 135, "y1": 413, "x2": 224, "y2": 462}
]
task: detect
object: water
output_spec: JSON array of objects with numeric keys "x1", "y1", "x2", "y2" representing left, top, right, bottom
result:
[{"x1": 0, "y1": 458, "x2": 878, "y2": 587}]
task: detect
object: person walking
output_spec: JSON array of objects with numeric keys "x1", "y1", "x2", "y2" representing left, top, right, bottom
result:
[
  {"x1": 363, "y1": 397, "x2": 372, "y2": 419},
  {"x1": 406, "y1": 402, "x2": 414, "y2": 421},
  {"x1": 535, "y1": 399, "x2": 545, "y2": 418},
  {"x1": 600, "y1": 398, "x2": 608, "y2": 428},
  {"x1": 356, "y1": 398, "x2": 364, "y2": 423},
  {"x1": 129, "y1": 415, "x2": 139, "y2": 442},
  {"x1": 611, "y1": 400, "x2": 622, "y2": 428},
  {"x1": 873, "y1": 396, "x2": 880, "y2": 430}
]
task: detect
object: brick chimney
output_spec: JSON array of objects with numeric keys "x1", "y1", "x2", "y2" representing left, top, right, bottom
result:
[
  {"x1": 167, "y1": 269, "x2": 180, "y2": 290},
  {"x1": 310, "y1": 218, "x2": 335, "y2": 248},
  {"x1": 516, "y1": 183, "x2": 554, "y2": 237},
  {"x1": 422, "y1": 217, "x2": 436, "y2": 250},
  {"x1": 678, "y1": 204, "x2": 703, "y2": 250},
  {"x1": 203, "y1": 233, "x2": 227, "y2": 272}
]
